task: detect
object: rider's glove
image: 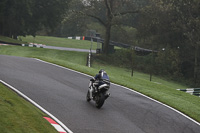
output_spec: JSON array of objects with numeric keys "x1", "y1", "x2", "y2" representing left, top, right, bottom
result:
[{"x1": 90, "y1": 77, "x2": 95, "y2": 81}]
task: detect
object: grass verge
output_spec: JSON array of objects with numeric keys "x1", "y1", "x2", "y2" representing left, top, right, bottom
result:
[
  {"x1": 0, "y1": 45, "x2": 87, "y2": 66},
  {"x1": 0, "y1": 45, "x2": 200, "y2": 124},
  {"x1": 20, "y1": 35, "x2": 100, "y2": 50},
  {"x1": 0, "y1": 82, "x2": 57, "y2": 133},
  {"x1": 0, "y1": 36, "x2": 27, "y2": 44}
]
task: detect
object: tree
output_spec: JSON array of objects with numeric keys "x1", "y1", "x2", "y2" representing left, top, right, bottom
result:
[
  {"x1": 137, "y1": 0, "x2": 200, "y2": 85},
  {"x1": 0, "y1": 0, "x2": 70, "y2": 38},
  {"x1": 48, "y1": 9, "x2": 89, "y2": 37},
  {"x1": 176, "y1": 0, "x2": 200, "y2": 85},
  {"x1": 72, "y1": 0, "x2": 139, "y2": 54}
]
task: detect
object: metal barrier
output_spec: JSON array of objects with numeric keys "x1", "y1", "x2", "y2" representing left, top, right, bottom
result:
[{"x1": 177, "y1": 88, "x2": 200, "y2": 97}]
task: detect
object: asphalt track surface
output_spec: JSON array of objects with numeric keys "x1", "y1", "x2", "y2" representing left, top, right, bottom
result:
[{"x1": 0, "y1": 55, "x2": 200, "y2": 133}]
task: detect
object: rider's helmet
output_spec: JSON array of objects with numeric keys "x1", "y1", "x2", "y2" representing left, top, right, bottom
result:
[
  {"x1": 99, "y1": 69, "x2": 108, "y2": 79},
  {"x1": 99, "y1": 69, "x2": 110, "y2": 85},
  {"x1": 99, "y1": 69, "x2": 105, "y2": 74}
]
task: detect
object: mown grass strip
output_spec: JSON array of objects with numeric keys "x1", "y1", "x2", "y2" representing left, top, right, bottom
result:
[
  {"x1": 0, "y1": 82, "x2": 57, "y2": 133},
  {"x1": 20, "y1": 35, "x2": 99, "y2": 50}
]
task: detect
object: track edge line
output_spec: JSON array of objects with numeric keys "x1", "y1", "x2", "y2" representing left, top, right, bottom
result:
[{"x1": 0, "y1": 80, "x2": 73, "y2": 133}]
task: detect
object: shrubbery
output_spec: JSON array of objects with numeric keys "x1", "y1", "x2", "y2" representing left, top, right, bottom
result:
[{"x1": 95, "y1": 48, "x2": 199, "y2": 86}]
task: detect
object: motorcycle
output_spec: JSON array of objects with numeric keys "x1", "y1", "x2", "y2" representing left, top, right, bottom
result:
[{"x1": 86, "y1": 79, "x2": 110, "y2": 109}]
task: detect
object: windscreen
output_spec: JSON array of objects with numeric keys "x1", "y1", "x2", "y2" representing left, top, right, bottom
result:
[{"x1": 102, "y1": 73, "x2": 109, "y2": 80}]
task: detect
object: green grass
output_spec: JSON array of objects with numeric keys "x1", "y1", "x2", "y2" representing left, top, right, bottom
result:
[
  {"x1": 0, "y1": 35, "x2": 27, "y2": 44},
  {"x1": 20, "y1": 35, "x2": 100, "y2": 50},
  {"x1": 0, "y1": 83, "x2": 57, "y2": 133},
  {"x1": 0, "y1": 45, "x2": 200, "y2": 124},
  {"x1": 0, "y1": 45, "x2": 87, "y2": 66}
]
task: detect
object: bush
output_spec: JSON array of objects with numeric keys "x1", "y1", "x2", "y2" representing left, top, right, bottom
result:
[
  {"x1": 95, "y1": 49, "x2": 132, "y2": 68},
  {"x1": 95, "y1": 48, "x2": 190, "y2": 85}
]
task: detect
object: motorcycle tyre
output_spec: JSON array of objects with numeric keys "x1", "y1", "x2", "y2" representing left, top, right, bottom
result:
[
  {"x1": 95, "y1": 93, "x2": 105, "y2": 109},
  {"x1": 86, "y1": 90, "x2": 91, "y2": 102}
]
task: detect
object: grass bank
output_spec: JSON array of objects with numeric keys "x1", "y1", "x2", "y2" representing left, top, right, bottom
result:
[
  {"x1": 20, "y1": 35, "x2": 99, "y2": 50},
  {"x1": 0, "y1": 45, "x2": 87, "y2": 66},
  {"x1": 0, "y1": 35, "x2": 27, "y2": 44},
  {"x1": 0, "y1": 45, "x2": 200, "y2": 123},
  {"x1": 0, "y1": 83, "x2": 57, "y2": 133}
]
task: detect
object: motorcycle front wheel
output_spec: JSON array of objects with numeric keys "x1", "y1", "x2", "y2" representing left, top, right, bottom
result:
[
  {"x1": 95, "y1": 93, "x2": 105, "y2": 109},
  {"x1": 86, "y1": 90, "x2": 91, "y2": 102}
]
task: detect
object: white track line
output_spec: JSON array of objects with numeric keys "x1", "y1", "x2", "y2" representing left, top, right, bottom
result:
[
  {"x1": 0, "y1": 80, "x2": 73, "y2": 133},
  {"x1": 35, "y1": 58, "x2": 200, "y2": 127}
]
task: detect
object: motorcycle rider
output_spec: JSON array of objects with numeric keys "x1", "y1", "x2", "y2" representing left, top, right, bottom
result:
[{"x1": 89, "y1": 69, "x2": 110, "y2": 99}]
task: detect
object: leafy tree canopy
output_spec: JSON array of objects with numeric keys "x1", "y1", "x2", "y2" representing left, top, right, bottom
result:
[{"x1": 0, "y1": 0, "x2": 70, "y2": 38}]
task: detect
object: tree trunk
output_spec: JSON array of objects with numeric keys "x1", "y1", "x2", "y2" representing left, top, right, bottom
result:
[
  {"x1": 150, "y1": 49, "x2": 155, "y2": 81},
  {"x1": 194, "y1": 43, "x2": 199, "y2": 86},
  {"x1": 150, "y1": 72, "x2": 152, "y2": 81},
  {"x1": 131, "y1": 48, "x2": 135, "y2": 77},
  {"x1": 103, "y1": 23, "x2": 111, "y2": 54},
  {"x1": 102, "y1": 0, "x2": 114, "y2": 55}
]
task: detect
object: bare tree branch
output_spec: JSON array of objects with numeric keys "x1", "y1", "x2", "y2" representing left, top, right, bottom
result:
[
  {"x1": 105, "y1": 0, "x2": 118, "y2": 19},
  {"x1": 104, "y1": 0, "x2": 110, "y2": 13},
  {"x1": 114, "y1": 10, "x2": 140, "y2": 16},
  {"x1": 72, "y1": 10, "x2": 106, "y2": 27},
  {"x1": 86, "y1": 13, "x2": 107, "y2": 27}
]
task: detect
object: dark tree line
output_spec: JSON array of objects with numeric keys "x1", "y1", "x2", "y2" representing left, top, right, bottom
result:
[
  {"x1": 0, "y1": 0, "x2": 70, "y2": 38},
  {"x1": 137, "y1": 0, "x2": 200, "y2": 86},
  {"x1": 1, "y1": 0, "x2": 199, "y2": 85}
]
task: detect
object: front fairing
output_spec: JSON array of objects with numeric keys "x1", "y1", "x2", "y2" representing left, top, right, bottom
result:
[{"x1": 98, "y1": 83, "x2": 110, "y2": 92}]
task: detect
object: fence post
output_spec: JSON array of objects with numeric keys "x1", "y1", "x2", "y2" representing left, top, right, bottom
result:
[{"x1": 86, "y1": 49, "x2": 92, "y2": 67}]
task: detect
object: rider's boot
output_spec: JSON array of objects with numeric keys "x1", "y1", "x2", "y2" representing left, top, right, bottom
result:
[{"x1": 89, "y1": 82, "x2": 94, "y2": 99}]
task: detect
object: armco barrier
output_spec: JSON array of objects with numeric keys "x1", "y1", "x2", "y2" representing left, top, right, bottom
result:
[
  {"x1": 67, "y1": 36, "x2": 85, "y2": 40},
  {"x1": 22, "y1": 43, "x2": 45, "y2": 48},
  {"x1": 177, "y1": 88, "x2": 200, "y2": 97}
]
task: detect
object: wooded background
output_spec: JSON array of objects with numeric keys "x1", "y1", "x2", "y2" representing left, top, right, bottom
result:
[{"x1": 0, "y1": 0, "x2": 199, "y2": 86}]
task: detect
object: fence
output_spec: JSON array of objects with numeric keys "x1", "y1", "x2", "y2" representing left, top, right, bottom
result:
[{"x1": 177, "y1": 88, "x2": 200, "y2": 97}]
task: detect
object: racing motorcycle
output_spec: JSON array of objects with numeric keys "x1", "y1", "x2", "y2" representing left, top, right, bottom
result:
[{"x1": 86, "y1": 79, "x2": 110, "y2": 109}]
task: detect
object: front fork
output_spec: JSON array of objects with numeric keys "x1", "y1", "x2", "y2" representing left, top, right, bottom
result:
[{"x1": 89, "y1": 81, "x2": 94, "y2": 99}]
